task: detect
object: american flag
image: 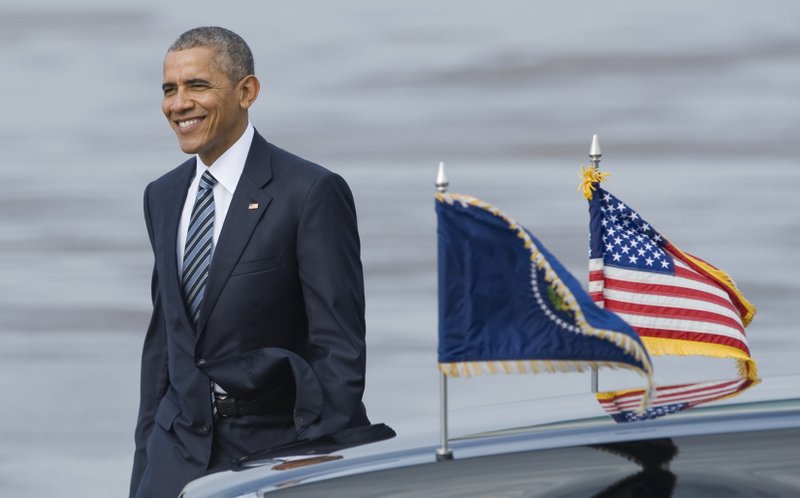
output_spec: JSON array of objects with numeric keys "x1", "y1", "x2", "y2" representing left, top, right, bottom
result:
[
  {"x1": 586, "y1": 178, "x2": 757, "y2": 378},
  {"x1": 597, "y1": 378, "x2": 757, "y2": 423}
]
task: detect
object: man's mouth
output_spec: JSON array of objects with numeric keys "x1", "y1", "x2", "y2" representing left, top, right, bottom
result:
[{"x1": 177, "y1": 118, "x2": 203, "y2": 128}]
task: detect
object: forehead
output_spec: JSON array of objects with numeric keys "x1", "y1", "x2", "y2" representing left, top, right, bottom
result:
[{"x1": 163, "y1": 47, "x2": 224, "y2": 82}]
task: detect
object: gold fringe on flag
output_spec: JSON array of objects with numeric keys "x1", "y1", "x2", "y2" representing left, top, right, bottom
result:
[{"x1": 641, "y1": 337, "x2": 758, "y2": 380}]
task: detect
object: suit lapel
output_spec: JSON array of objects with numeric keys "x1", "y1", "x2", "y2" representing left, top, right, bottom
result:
[
  {"x1": 196, "y1": 133, "x2": 274, "y2": 336},
  {"x1": 162, "y1": 160, "x2": 197, "y2": 333},
  {"x1": 151, "y1": 159, "x2": 197, "y2": 334}
]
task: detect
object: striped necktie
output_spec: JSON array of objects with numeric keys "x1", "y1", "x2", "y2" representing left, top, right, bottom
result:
[{"x1": 182, "y1": 170, "x2": 218, "y2": 324}]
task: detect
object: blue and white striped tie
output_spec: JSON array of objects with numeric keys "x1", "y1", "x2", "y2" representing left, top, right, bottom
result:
[{"x1": 182, "y1": 170, "x2": 218, "y2": 324}]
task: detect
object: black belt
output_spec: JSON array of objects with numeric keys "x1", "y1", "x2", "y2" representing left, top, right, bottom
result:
[{"x1": 214, "y1": 395, "x2": 271, "y2": 418}]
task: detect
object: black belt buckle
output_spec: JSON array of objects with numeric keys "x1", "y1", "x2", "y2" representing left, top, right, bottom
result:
[{"x1": 215, "y1": 395, "x2": 239, "y2": 418}]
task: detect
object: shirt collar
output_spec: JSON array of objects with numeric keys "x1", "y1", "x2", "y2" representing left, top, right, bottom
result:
[{"x1": 195, "y1": 122, "x2": 255, "y2": 194}]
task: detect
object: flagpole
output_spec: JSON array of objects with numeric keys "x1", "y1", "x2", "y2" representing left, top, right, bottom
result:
[
  {"x1": 589, "y1": 135, "x2": 602, "y2": 393},
  {"x1": 435, "y1": 161, "x2": 454, "y2": 461}
]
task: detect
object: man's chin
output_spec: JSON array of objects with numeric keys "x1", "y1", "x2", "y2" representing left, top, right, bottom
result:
[{"x1": 176, "y1": 139, "x2": 200, "y2": 156}]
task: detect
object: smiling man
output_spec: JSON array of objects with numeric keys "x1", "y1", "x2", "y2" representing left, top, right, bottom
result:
[{"x1": 130, "y1": 27, "x2": 369, "y2": 498}]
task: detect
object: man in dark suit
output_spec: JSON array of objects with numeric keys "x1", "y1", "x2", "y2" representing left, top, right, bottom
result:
[{"x1": 130, "y1": 27, "x2": 369, "y2": 498}]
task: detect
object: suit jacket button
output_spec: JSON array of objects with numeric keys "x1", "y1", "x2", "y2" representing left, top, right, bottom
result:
[
  {"x1": 201, "y1": 423, "x2": 211, "y2": 432},
  {"x1": 196, "y1": 359, "x2": 207, "y2": 367}
]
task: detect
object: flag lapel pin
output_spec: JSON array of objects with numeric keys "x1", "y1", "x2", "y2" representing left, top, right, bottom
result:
[{"x1": 248, "y1": 202, "x2": 259, "y2": 210}]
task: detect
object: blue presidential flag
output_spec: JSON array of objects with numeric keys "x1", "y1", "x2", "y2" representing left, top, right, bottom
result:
[{"x1": 436, "y1": 192, "x2": 653, "y2": 399}]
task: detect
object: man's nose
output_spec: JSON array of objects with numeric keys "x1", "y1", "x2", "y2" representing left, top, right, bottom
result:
[{"x1": 169, "y1": 88, "x2": 193, "y2": 112}]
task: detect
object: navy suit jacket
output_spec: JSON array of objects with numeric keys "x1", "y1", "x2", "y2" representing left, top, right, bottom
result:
[{"x1": 130, "y1": 132, "x2": 369, "y2": 497}]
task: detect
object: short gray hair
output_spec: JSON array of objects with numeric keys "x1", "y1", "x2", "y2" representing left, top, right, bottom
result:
[{"x1": 169, "y1": 27, "x2": 254, "y2": 82}]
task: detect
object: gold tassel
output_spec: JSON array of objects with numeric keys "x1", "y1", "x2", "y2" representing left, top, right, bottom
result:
[{"x1": 578, "y1": 165, "x2": 611, "y2": 200}]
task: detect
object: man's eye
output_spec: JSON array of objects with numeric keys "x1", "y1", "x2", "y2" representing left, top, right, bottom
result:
[{"x1": 163, "y1": 88, "x2": 176, "y2": 96}]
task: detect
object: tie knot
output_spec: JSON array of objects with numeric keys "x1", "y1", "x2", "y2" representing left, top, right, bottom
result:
[{"x1": 199, "y1": 170, "x2": 218, "y2": 191}]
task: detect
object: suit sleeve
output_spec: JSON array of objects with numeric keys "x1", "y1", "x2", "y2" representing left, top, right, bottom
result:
[
  {"x1": 129, "y1": 185, "x2": 171, "y2": 497},
  {"x1": 296, "y1": 172, "x2": 369, "y2": 434}
]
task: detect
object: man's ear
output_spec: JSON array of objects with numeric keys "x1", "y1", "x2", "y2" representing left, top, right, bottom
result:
[{"x1": 239, "y1": 75, "x2": 260, "y2": 110}]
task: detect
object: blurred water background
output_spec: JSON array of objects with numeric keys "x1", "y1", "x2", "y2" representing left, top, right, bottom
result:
[{"x1": 1, "y1": 0, "x2": 799, "y2": 495}]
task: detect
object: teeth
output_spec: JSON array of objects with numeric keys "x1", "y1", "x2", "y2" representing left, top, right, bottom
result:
[{"x1": 178, "y1": 118, "x2": 201, "y2": 128}]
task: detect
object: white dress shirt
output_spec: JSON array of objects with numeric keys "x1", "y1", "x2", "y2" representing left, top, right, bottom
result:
[{"x1": 176, "y1": 123, "x2": 255, "y2": 274}]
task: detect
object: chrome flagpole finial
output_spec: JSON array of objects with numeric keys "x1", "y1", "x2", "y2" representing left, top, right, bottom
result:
[
  {"x1": 589, "y1": 134, "x2": 602, "y2": 169},
  {"x1": 436, "y1": 161, "x2": 449, "y2": 193}
]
